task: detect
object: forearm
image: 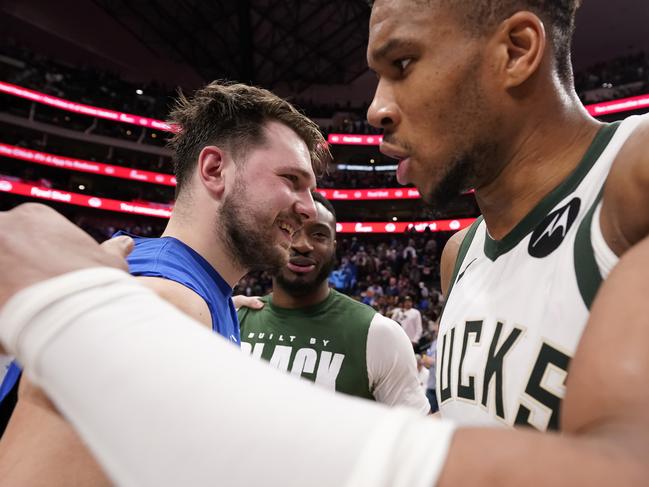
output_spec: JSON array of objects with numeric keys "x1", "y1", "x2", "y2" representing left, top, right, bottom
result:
[
  {"x1": 0, "y1": 268, "x2": 454, "y2": 487},
  {"x1": 439, "y1": 427, "x2": 647, "y2": 487}
]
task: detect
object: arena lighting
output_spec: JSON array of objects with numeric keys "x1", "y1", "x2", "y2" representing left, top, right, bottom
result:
[
  {"x1": 317, "y1": 187, "x2": 421, "y2": 200},
  {"x1": 0, "y1": 177, "x2": 173, "y2": 218},
  {"x1": 0, "y1": 143, "x2": 177, "y2": 186},
  {"x1": 0, "y1": 81, "x2": 176, "y2": 132},
  {"x1": 1, "y1": 143, "x2": 480, "y2": 201},
  {"x1": 0, "y1": 143, "x2": 426, "y2": 200},
  {"x1": 1, "y1": 81, "x2": 646, "y2": 140},
  {"x1": 136, "y1": 89, "x2": 144, "y2": 95},
  {"x1": 0, "y1": 177, "x2": 476, "y2": 233}
]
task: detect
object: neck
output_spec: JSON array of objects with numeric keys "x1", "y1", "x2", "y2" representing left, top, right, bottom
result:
[
  {"x1": 475, "y1": 95, "x2": 601, "y2": 240},
  {"x1": 271, "y1": 279, "x2": 331, "y2": 309},
  {"x1": 162, "y1": 205, "x2": 246, "y2": 288}
]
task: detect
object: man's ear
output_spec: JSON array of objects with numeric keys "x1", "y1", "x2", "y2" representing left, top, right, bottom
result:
[
  {"x1": 197, "y1": 145, "x2": 229, "y2": 198},
  {"x1": 493, "y1": 11, "x2": 547, "y2": 89}
]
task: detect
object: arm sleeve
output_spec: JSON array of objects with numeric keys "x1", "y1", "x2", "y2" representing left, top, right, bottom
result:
[
  {"x1": 367, "y1": 314, "x2": 431, "y2": 414},
  {"x1": 0, "y1": 268, "x2": 454, "y2": 487}
]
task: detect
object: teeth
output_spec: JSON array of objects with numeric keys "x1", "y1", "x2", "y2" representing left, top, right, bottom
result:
[{"x1": 278, "y1": 222, "x2": 294, "y2": 234}]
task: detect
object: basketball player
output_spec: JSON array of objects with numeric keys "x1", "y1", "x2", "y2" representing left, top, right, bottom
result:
[
  {"x1": 365, "y1": 0, "x2": 649, "y2": 433},
  {"x1": 0, "y1": 203, "x2": 647, "y2": 485},
  {"x1": 237, "y1": 191, "x2": 430, "y2": 413},
  {"x1": 0, "y1": 82, "x2": 329, "y2": 484}
]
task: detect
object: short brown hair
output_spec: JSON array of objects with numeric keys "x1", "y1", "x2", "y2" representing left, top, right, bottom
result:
[{"x1": 167, "y1": 80, "x2": 330, "y2": 194}]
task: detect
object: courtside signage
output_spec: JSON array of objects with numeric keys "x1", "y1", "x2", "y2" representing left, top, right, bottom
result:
[
  {"x1": 0, "y1": 143, "x2": 176, "y2": 186},
  {"x1": 0, "y1": 177, "x2": 475, "y2": 232}
]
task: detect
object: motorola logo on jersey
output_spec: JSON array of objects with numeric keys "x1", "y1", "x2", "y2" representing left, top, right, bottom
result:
[{"x1": 528, "y1": 197, "x2": 581, "y2": 258}]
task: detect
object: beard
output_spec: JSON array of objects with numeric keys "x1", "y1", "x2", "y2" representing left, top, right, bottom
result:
[
  {"x1": 274, "y1": 253, "x2": 336, "y2": 298},
  {"x1": 217, "y1": 178, "x2": 288, "y2": 274},
  {"x1": 423, "y1": 141, "x2": 493, "y2": 209}
]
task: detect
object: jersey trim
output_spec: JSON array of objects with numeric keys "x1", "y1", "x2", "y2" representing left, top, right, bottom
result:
[
  {"x1": 483, "y1": 122, "x2": 620, "y2": 261},
  {"x1": 444, "y1": 217, "x2": 482, "y2": 304},
  {"x1": 590, "y1": 201, "x2": 619, "y2": 278},
  {"x1": 574, "y1": 189, "x2": 605, "y2": 309}
]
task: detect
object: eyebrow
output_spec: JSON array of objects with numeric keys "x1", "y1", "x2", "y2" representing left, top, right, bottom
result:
[
  {"x1": 369, "y1": 38, "x2": 417, "y2": 63},
  {"x1": 309, "y1": 223, "x2": 333, "y2": 235}
]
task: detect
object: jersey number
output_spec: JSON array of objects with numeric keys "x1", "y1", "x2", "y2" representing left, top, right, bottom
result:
[{"x1": 515, "y1": 343, "x2": 570, "y2": 431}]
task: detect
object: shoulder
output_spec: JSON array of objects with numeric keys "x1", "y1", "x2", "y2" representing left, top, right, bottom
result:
[
  {"x1": 602, "y1": 116, "x2": 649, "y2": 254},
  {"x1": 368, "y1": 313, "x2": 412, "y2": 345},
  {"x1": 237, "y1": 295, "x2": 271, "y2": 324},
  {"x1": 136, "y1": 276, "x2": 212, "y2": 328},
  {"x1": 329, "y1": 290, "x2": 377, "y2": 318},
  {"x1": 366, "y1": 313, "x2": 430, "y2": 413}
]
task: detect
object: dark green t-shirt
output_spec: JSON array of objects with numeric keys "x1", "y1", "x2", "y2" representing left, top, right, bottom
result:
[{"x1": 238, "y1": 290, "x2": 377, "y2": 400}]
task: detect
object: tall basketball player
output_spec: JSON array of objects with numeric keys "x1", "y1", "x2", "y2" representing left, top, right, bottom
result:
[{"x1": 366, "y1": 0, "x2": 649, "y2": 434}]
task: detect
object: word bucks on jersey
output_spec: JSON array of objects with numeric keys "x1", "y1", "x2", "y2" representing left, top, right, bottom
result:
[{"x1": 437, "y1": 115, "x2": 647, "y2": 431}]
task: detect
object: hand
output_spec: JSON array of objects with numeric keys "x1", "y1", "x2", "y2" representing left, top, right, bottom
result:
[
  {"x1": 232, "y1": 295, "x2": 264, "y2": 311},
  {"x1": 0, "y1": 204, "x2": 134, "y2": 309}
]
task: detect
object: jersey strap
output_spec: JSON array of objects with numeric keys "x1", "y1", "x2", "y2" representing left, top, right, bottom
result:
[
  {"x1": 573, "y1": 188, "x2": 605, "y2": 308},
  {"x1": 444, "y1": 216, "x2": 483, "y2": 305},
  {"x1": 482, "y1": 122, "x2": 620, "y2": 261}
]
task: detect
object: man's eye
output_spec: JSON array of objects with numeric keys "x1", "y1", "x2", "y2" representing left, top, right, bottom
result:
[
  {"x1": 395, "y1": 58, "x2": 411, "y2": 71},
  {"x1": 283, "y1": 174, "x2": 298, "y2": 183}
]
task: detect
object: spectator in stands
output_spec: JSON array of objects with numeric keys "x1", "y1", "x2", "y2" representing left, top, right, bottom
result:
[
  {"x1": 390, "y1": 296, "x2": 423, "y2": 348},
  {"x1": 422, "y1": 323, "x2": 439, "y2": 413}
]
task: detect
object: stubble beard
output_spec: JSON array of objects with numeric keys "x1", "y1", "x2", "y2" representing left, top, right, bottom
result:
[
  {"x1": 274, "y1": 254, "x2": 337, "y2": 298},
  {"x1": 424, "y1": 142, "x2": 495, "y2": 209},
  {"x1": 218, "y1": 180, "x2": 288, "y2": 275},
  {"x1": 423, "y1": 71, "x2": 499, "y2": 210}
]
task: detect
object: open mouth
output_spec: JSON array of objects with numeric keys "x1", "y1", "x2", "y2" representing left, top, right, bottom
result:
[
  {"x1": 277, "y1": 220, "x2": 297, "y2": 244},
  {"x1": 286, "y1": 257, "x2": 316, "y2": 274}
]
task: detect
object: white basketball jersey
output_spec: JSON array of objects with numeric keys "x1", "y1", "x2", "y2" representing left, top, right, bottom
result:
[{"x1": 437, "y1": 115, "x2": 647, "y2": 431}]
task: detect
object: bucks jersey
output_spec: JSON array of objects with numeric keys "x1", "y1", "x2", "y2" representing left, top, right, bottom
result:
[
  {"x1": 238, "y1": 290, "x2": 430, "y2": 413},
  {"x1": 437, "y1": 115, "x2": 647, "y2": 431}
]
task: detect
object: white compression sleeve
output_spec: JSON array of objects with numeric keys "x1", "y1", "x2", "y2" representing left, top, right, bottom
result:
[{"x1": 0, "y1": 268, "x2": 455, "y2": 487}]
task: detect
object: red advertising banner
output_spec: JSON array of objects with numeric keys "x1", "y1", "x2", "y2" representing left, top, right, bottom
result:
[
  {"x1": 0, "y1": 178, "x2": 173, "y2": 218},
  {"x1": 334, "y1": 219, "x2": 476, "y2": 234},
  {"x1": 316, "y1": 187, "x2": 420, "y2": 200},
  {"x1": 0, "y1": 81, "x2": 176, "y2": 132},
  {"x1": 1, "y1": 143, "x2": 427, "y2": 199},
  {"x1": 0, "y1": 177, "x2": 476, "y2": 232},
  {"x1": 326, "y1": 134, "x2": 384, "y2": 146},
  {"x1": 0, "y1": 143, "x2": 176, "y2": 186},
  {"x1": 585, "y1": 93, "x2": 649, "y2": 117}
]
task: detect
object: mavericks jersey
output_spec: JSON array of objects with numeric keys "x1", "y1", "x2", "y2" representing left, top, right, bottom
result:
[
  {"x1": 239, "y1": 290, "x2": 430, "y2": 413},
  {"x1": 115, "y1": 233, "x2": 240, "y2": 345},
  {"x1": 437, "y1": 116, "x2": 647, "y2": 431}
]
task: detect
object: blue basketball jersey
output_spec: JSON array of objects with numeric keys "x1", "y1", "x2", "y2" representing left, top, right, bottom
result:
[{"x1": 115, "y1": 232, "x2": 241, "y2": 345}]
